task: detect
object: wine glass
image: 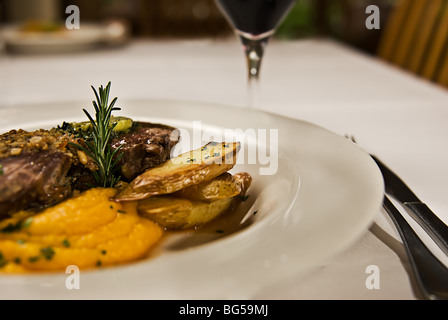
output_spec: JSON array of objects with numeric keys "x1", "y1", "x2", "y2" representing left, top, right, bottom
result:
[{"x1": 214, "y1": 0, "x2": 297, "y2": 108}]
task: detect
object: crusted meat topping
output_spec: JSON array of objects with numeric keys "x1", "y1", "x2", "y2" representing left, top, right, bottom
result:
[{"x1": 0, "y1": 128, "x2": 71, "y2": 160}]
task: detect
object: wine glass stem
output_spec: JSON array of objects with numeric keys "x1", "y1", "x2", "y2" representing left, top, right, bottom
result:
[
  {"x1": 247, "y1": 73, "x2": 260, "y2": 109},
  {"x1": 240, "y1": 34, "x2": 270, "y2": 108}
]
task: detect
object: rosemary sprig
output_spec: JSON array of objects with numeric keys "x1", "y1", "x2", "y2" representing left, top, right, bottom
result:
[{"x1": 76, "y1": 82, "x2": 123, "y2": 188}]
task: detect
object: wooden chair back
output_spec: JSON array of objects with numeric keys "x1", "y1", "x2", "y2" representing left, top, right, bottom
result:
[{"x1": 377, "y1": 0, "x2": 448, "y2": 88}]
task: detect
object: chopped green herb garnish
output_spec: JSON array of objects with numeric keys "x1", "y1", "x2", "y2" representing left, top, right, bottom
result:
[
  {"x1": 28, "y1": 256, "x2": 40, "y2": 263},
  {"x1": 101, "y1": 249, "x2": 107, "y2": 255},
  {"x1": 62, "y1": 239, "x2": 70, "y2": 248},
  {"x1": 40, "y1": 246, "x2": 55, "y2": 261},
  {"x1": 17, "y1": 239, "x2": 26, "y2": 245},
  {"x1": 0, "y1": 163, "x2": 3, "y2": 175},
  {"x1": 239, "y1": 195, "x2": 249, "y2": 202},
  {"x1": 96, "y1": 260, "x2": 102, "y2": 267},
  {"x1": 22, "y1": 217, "x2": 33, "y2": 229},
  {"x1": 117, "y1": 210, "x2": 126, "y2": 214},
  {"x1": 0, "y1": 218, "x2": 32, "y2": 233},
  {"x1": 1, "y1": 222, "x2": 22, "y2": 233},
  {"x1": 13, "y1": 257, "x2": 21, "y2": 264},
  {"x1": 0, "y1": 252, "x2": 8, "y2": 268}
]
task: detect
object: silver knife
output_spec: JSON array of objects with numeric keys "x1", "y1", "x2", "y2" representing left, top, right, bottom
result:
[{"x1": 371, "y1": 155, "x2": 448, "y2": 257}]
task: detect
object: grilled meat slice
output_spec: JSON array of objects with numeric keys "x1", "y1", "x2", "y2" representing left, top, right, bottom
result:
[
  {"x1": 111, "y1": 124, "x2": 179, "y2": 181},
  {"x1": 0, "y1": 151, "x2": 72, "y2": 218}
]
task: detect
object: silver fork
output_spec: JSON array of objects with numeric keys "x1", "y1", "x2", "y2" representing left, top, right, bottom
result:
[{"x1": 346, "y1": 135, "x2": 448, "y2": 300}]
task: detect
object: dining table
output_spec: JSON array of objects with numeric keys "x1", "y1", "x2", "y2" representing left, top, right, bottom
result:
[{"x1": 1, "y1": 35, "x2": 447, "y2": 301}]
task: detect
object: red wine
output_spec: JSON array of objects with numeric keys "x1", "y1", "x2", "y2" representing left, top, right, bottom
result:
[{"x1": 216, "y1": 0, "x2": 296, "y2": 37}]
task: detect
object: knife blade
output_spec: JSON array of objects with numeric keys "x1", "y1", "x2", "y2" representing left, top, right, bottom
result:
[{"x1": 371, "y1": 154, "x2": 448, "y2": 257}]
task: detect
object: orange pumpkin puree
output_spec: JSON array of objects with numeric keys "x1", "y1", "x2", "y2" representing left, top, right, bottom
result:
[{"x1": 0, "y1": 188, "x2": 163, "y2": 273}]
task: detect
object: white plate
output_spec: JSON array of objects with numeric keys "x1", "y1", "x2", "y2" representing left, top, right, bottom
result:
[
  {"x1": 0, "y1": 99, "x2": 384, "y2": 299},
  {"x1": 1, "y1": 22, "x2": 128, "y2": 54}
]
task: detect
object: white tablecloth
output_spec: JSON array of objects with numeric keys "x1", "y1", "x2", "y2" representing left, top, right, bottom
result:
[{"x1": 1, "y1": 38, "x2": 448, "y2": 300}]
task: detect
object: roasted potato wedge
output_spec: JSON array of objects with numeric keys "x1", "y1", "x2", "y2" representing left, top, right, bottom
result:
[
  {"x1": 114, "y1": 141, "x2": 241, "y2": 201},
  {"x1": 232, "y1": 172, "x2": 252, "y2": 197},
  {"x1": 137, "y1": 171, "x2": 252, "y2": 230},
  {"x1": 137, "y1": 196, "x2": 235, "y2": 230},
  {"x1": 175, "y1": 172, "x2": 242, "y2": 202}
]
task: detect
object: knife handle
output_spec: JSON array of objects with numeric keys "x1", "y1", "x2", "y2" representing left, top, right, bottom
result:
[
  {"x1": 383, "y1": 197, "x2": 448, "y2": 300},
  {"x1": 404, "y1": 202, "x2": 448, "y2": 257}
]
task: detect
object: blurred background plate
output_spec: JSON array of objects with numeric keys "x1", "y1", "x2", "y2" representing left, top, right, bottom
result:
[{"x1": 1, "y1": 21, "x2": 129, "y2": 54}]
